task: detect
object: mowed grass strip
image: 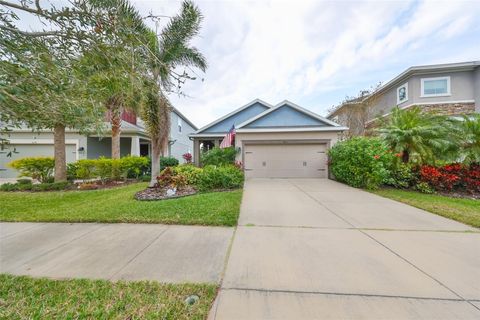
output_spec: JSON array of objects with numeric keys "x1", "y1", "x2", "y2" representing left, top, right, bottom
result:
[
  {"x1": 373, "y1": 188, "x2": 480, "y2": 228},
  {"x1": 0, "y1": 274, "x2": 217, "y2": 320},
  {"x1": 0, "y1": 183, "x2": 242, "y2": 226}
]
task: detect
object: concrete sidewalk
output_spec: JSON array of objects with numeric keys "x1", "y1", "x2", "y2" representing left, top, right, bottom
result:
[
  {"x1": 0, "y1": 222, "x2": 233, "y2": 283},
  {"x1": 211, "y1": 179, "x2": 480, "y2": 319}
]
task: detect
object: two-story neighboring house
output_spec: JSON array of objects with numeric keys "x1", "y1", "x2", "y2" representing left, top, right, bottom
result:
[
  {"x1": 328, "y1": 61, "x2": 480, "y2": 135},
  {"x1": 0, "y1": 107, "x2": 197, "y2": 178}
]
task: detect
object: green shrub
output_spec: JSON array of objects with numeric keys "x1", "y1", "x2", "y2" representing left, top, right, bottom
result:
[
  {"x1": 120, "y1": 156, "x2": 150, "y2": 178},
  {"x1": 385, "y1": 163, "x2": 415, "y2": 189},
  {"x1": 160, "y1": 156, "x2": 179, "y2": 170},
  {"x1": 75, "y1": 159, "x2": 97, "y2": 179},
  {"x1": 0, "y1": 181, "x2": 70, "y2": 192},
  {"x1": 95, "y1": 157, "x2": 114, "y2": 182},
  {"x1": 0, "y1": 183, "x2": 19, "y2": 192},
  {"x1": 8, "y1": 157, "x2": 55, "y2": 182},
  {"x1": 415, "y1": 182, "x2": 436, "y2": 194},
  {"x1": 329, "y1": 137, "x2": 394, "y2": 189},
  {"x1": 201, "y1": 147, "x2": 237, "y2": 166},
  {"x1": 16, "y1": 178, "x2": 32, "y2": 185},
  {"x1": 173, "y1": 164, "x2": 203, "y2": 185},
  {"x1": 31, "y1": 181, "x2": 70, "y2": 191},
  {"x1": 66, "y1": 162, "x2": 79, "y2": 181},
  {"x1": 197, "y1": 165, "x2": 244, "y2": 191}
]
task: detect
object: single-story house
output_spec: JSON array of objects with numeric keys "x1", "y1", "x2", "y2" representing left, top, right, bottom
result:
[
  {"x1": 190, "y1": 99, "x2": 348, "y2": 178},
  {"x1": 0, "y1": 107, "x2": 197, "y2": 178}
]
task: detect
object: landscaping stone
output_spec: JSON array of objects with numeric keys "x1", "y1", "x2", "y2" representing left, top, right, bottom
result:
[{"x1": 134, "y1": 186, "x2": 197, "y2": 201}]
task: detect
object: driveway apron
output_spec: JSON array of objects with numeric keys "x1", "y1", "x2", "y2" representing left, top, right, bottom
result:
[{"x1": 211, "y1": 178, "x2": 480, "y2": 319}]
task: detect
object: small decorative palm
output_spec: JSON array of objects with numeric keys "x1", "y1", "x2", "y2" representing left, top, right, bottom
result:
[{"x1": 376, "y1": 107, "x2": 455, "y2": 164}]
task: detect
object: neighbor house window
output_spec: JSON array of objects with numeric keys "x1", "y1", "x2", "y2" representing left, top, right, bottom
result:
[
  {"x1": 421, "y1": 76, "x2": 451, "y2": 97},
  {"x1": 397, "y1": 83, "x2": 408, "y2": 104},
  {"x1": 178, "y1": 117, "x2": 182, "y2": 133}
]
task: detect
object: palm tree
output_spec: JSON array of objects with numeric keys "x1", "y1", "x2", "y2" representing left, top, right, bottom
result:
[
  {"x1": 85, "y1": 0, "x2": 151, "y2": 159},
  {"x1": 142, "y1": 1, "x2": 207, "y2": 186},
  {"x1": 458, "y1": 114, "x2": 480, "y2": 164},
  {"x1": 376, "y1": 106, "x2": 454, "y2": 164}
]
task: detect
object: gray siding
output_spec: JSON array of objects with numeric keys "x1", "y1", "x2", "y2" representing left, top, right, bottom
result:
[
  {"x1": 369, "y1": 69, "x2": 478, "y2": 119},
  {"x1": 169, "y1": 111, "x2": 196, "y2": 163},
  {"x1": 86, "y1": 137, "x2": 132, "y2": 159},
  {"x1": 475, "y1": 68, "x2": 480, "y2": 112}
]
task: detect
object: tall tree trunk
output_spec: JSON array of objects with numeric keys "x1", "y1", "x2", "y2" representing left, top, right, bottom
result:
[
  {"x1": 150, "y1": 137, "x2": 161, "y2": 187},
  {"x1": 402, "y1": 149, "x2": 410, "y2": 163},
  {"x1": 107, "y1": 97, "x2": 122, "y2": 159},
  {"x1": 111, "y1": 111, "x2": 121, "y2": 159},
  {"x1": 54, "y1": 123, "x2": 67, "y2": 182},
  {"x1": 148, "y1": 92, "x2": 171, "y2": 187}
]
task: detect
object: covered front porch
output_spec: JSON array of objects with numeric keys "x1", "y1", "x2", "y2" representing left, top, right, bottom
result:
[
  {"x1": 86, "y1": 135, "x2": 151, "y2": 158},
  {"x1": 192, "y1": 135, "x2": 225, "y2": 165}
]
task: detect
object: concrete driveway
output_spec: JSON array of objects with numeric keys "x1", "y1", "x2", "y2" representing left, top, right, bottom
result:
[
  {"x1": 211, "y1": 179, "x2": 480, "y2": 319},
  {"x1": 0, "y1": 223, "x2": 233, "y2": 283}
]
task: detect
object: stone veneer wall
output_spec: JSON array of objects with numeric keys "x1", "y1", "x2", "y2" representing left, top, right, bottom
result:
[
  {"x1": 420, "y1": 102, "x2": 475, "y2": 116},
  {"x1": 365, "y1": 102, "x2": 476, "y2": 130}
]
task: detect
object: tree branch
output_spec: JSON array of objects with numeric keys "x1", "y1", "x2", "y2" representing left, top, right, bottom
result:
[{"x1": 0, "y1": 24, "x2": 63, "y2": 37}]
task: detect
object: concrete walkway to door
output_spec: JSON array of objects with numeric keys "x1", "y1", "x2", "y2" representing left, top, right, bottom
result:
[{"x1": 211, "y1": 179, "x2": 480, "y2": 319}]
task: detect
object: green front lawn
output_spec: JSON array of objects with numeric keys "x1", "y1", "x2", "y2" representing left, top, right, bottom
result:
[
  {"x1": 0, "y1": 183, "x2": 242, "y2": 226},
  {"x1": 372, "y1": 188, "x2": 480, "y2": 228},
  {"x1": 0, "y1": 274, "x2": 216, "y2": 319}
]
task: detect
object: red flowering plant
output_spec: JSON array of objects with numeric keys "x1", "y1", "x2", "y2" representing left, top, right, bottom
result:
[
  {"x1": 182, "y1": 152, "x2": 192, "y2": 164},
  {"x1": 419, "y1": 163, "x2": 480, "y2": 193}
]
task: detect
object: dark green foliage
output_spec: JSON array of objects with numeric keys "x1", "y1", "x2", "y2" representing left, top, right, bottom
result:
[
  {"x1": 8, "y1": 157, "x2": 55, "y2": 182},
  {"x1": 160, "y1": 156, "x2": 179, "y2": 170},
  {"x1": 201, "y1": 147, "x2": 236, "y2": 166},
  {"x1": 0, "y1": 181, "x2": 71, "y2": 192},
  {"x1": 197, "y1": 165, "x2": 244, "y2": 191},
  {"x1": 329, "y1": 137, "x2": 394, "y2": 189},
  {"x1": 16, "y1": 179, "x2": 33, "y2": 185},
  {"x1": 385, "y1": 163, "x2": 415, "y2": 189}
]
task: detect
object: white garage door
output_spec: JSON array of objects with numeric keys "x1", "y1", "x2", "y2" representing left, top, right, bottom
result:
[{"x1": 244, "y1": 143, "x2": 327, "y2": 178}]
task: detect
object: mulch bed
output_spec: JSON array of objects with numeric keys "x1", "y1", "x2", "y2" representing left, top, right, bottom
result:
[
  {"x1": 135, "y1": 186, "x2": 197, "y2": 201},
  {"x1": 75, "y1": 179, "x2": 138, "y2": 191}
]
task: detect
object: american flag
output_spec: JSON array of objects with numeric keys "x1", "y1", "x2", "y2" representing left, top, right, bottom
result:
[{"x1": 220, "y1": 125, "x2": 235, "y2": 148}]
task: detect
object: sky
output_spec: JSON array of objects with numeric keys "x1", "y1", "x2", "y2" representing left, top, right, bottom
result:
[{"x1": 12, "y1": 0, "x2": 480, "y2": 128}]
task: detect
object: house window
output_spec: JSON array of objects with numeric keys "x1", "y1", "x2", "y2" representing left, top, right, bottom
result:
[
  {"x1": 397, "y1": 83, "x2": 408, "y2": 104},
  {"x1": 421, "y1": 77, "x2": 451, "y2": 97},
  {"x1": 178, "y1": 117, "x2": 182, "y2": 133}
]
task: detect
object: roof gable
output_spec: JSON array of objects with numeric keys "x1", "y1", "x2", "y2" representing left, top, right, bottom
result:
[
  {"x1": 198, "y1": 99, "x2": 271, "y2": 133},
  {"x1": 237, "y1": 101, "x2": 340, "y2": 129}
]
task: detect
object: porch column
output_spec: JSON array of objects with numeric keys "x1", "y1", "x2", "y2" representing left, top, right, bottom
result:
[
  {"x1": 131, "y1": 136, "x2": 140, "y2": 156},
  {"x1": 193, "y1": 139, "x2": 200, "y2": 165}
]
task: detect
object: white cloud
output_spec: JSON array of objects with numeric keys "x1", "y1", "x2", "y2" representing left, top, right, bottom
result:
[
  {"x1": 20, "y1": 0, "x2": 479, "y2": 127},
  {"x1": 147, "y1": 0, "x2": 479, "y2": 128}
]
